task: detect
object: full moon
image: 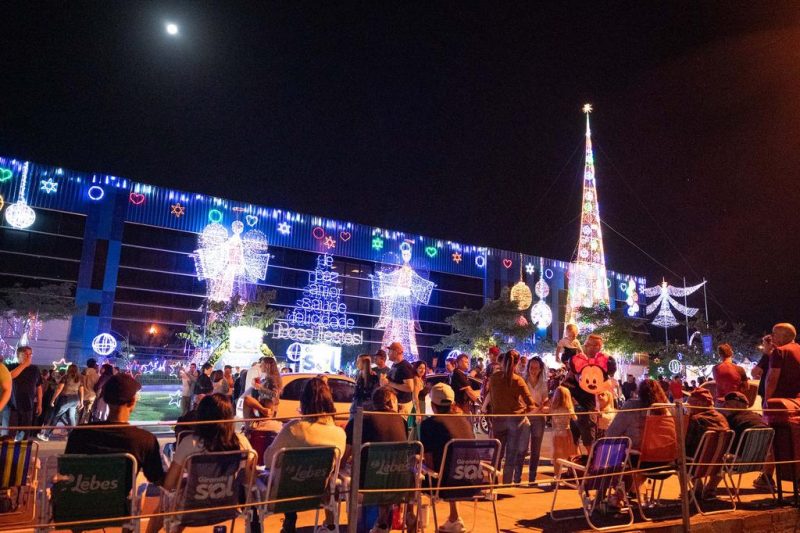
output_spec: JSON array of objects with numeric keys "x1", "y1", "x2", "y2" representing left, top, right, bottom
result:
[{"x1": 166, "y1": 22, "x2": 179, "y2": 36}]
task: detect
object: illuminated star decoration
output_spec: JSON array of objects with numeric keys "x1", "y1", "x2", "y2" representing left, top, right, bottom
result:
[
  {"x1": 277, "y1": 221, "x2": 291, "y2": 235},
  {"x1": 167, "y1": 390, "x2": 182, "y2": 408},
  {"x1": 51, "y1": 358, "x2": 70, "y2": 373},
  {"x1": 643, "y1": 280, "x2": 706, "y2": 328},
  {"x1": 323, "y1": 235, "x2": 336, "y2": 249},
  {"x1": 372, "y1": 236, "x2": 384, "y2": 251},
  {"x1": 170, "y1": 203, "x2": 185, "y2": 218},
  {"x1": 168, "y1": 361, "x2": 183, "y2": 377},
  {"x1": 525, "y1": 262, "x2": 535, "y2": 275},
  {"x1": 39, "y1": 178, "x2": 59, "y2": 194},
  {"x1": 452, "y1": 252, "x2": 462, "y2": 264}
]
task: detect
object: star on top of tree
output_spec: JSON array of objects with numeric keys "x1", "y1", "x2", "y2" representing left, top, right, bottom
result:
[{"x1": 582, "y1": 103, "x2": 593, "y2": 114}]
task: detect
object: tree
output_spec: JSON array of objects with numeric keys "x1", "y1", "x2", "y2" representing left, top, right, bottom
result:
[
  {"x1": 434, "y1": 287, "x2": 535, "y2": 358},
  {"x1": 688, "y1": 313, "x2": 760, "y2": 363},
  {"x1": 179, "y1": 290, "x2": 282, "y2": 365},
  {"x1": 0, "y1": 282, "x2": 75, "y2": 357},
  {"x1": 576, "y1": 305, "x2": 657, "y2": 355}
]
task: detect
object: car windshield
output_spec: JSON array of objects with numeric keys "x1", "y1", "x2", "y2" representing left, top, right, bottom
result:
[{"x1": 281, "y1": 377, "x2": 356, "y2": 403}]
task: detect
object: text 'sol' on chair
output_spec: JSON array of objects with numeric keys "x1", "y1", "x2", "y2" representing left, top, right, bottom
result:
[
  {"x1": 423, "y1": 438, "x2": 501, "y2": 533},
  {"x1": 259, "y1": 446, "x2": 341, "y2": 532},
  {"x1": 162, "y1": 449, "x2": 256, "y2": 533},
  {"x1": 686, "y1": 429, "x2": 735, "y2": 515},
  {"x1": 39, "y1": 453, "x2": 139, "y2": 533},
  {"x1": 550, "y1": 436, "x2": 634, "y2": 531},
  {"x1": 724, "y1": 427, "x2": 775, "y2": 504},
  {"x1": 629, "y1": 413, "x2": 680, "y2": 520},
  {"x1": 0, "y1": 439, "x2": 39, "y2": 527}
]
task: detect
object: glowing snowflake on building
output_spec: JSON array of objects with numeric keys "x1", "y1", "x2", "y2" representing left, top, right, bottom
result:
[
  {"x1": 370, "y1": 244, "x2": 435, "y2": 361},
  {"x1": 452, "y1": 252, "x2": 462, "y2": 264},
  {"x1": 323, "y1": 235, "x2": 336, "y2": 249},
  {"x1": 277, "y1": 221, "x2": 291, "y2": 235},
  {"x1": 194, "y1": 220, "x2": 270, "y2": 303},
  {"x1": 643, "y1": 280, "x2": 706, "y2": 328},
  {"x1": 40, "y1": 178, "x2": 59, "y2": 194},
  {"x1": 372, "y1": 236, "x2": 384, "y2": 251},
  {"x1": 525, "y1": 262, "x2": 535, "y2": 275},
  {"x1": 170, "y1": 203, "x2": 185, "y2": 218}
]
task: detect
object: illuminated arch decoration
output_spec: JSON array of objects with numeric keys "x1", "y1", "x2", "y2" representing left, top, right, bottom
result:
[
  {"x1": 272, "y1": 254, "x2": 364, "y2": 346},
  {"x1": 565, "y1": 104, "x2": 609, "y2": 331},
  {"x1": 5, "y1": 162, "x2": 36, "y2": 229},
  {"x1": 194, "y1": 220, "x2": 270, "y2": 303},
  {"x1": 370, "y1": 244, "x2": 435, "y2": 361}
]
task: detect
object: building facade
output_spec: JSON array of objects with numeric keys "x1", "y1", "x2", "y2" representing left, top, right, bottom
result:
[{"x1": 0, "y1": 155, "x2": 646, "y2": 366}]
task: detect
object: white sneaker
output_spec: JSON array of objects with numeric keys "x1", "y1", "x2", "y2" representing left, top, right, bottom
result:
[
  {"x1": 369, "y1": 525, "x2": 389, "y2": 533},
  {"x1": 36, "y1": 433, "x2": 49, "y2": 442},
  {"x1": 438, "y1": 517, "x2": 466, "y2": 533}
]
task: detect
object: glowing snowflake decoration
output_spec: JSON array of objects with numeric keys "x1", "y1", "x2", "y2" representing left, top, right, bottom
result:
[
  {"x1": 323, "y1": 235, "x2": 336, "y2": 249},
  {"x1": 525, "y1": 262, "x2": 535, "y2": 275},
  {"x1": 194, "y1": 220, "x2": 270, "y2": 303},
  {"x1": 643, "y1": 280, "x2": 706, "y2": 328},
  {"x1": 277, "y1": 221, "x2": 291, "y2": 235},
  {"x1": 372, "y1": 236, "x2": 384, "y2": 251},
  {"x1": 452, "y1": 252, "x2": 462, "y2": 264},
  {"x1": 39, "y1": 178, "x2": 58, "y2": 194},
  {"x1": 370, "y1": 245, "x2": 435, "y2": 361},
  {"x1": 170, "y1": 203, "x2": 185, "y2": 218}
]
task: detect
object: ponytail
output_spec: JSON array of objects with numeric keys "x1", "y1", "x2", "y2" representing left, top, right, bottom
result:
[{"x1": 503, "y1": 350, "x2": 519, "y2": 386}]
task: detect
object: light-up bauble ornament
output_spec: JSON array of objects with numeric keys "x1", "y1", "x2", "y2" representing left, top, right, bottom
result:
[
  {"x1": 625, "y1": 279, "x2": 640, "y2": 317},
  {"x1": 668, "y1": 359, "x2": 682, "y2": 375},
  {"x1": 534, "y1": 279, "x2": 550, "y2": 299},
  {"x1": 4, "y1": 161, "x2": 35, "y2": 230},
  {"x1": 643, "y1": 280, "x2": 706, "y2": 328},
  {"x1": 91, "y1": 333, "x2": 118, "y2": 356},
  {"x1": 194, "y1": 220, "x2": 270, "y2": 303},
  {"x1": 530, "y1": 260, "x2": 553, "y2": 329},
  {"x1": 510, "y1": 281, "x2": 532, "y2": 310}
]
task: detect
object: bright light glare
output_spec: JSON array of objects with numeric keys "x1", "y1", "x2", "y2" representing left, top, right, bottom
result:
[{"x1": 166, "y1": 23, "x2": 179, "y2": 36}]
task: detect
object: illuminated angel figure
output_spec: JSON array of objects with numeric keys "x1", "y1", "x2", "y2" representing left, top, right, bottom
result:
[
  {"x1": 194, "y1": 220, "x2": 270, "y2": 303},
  {"x1": 370, "y1": 244, "x2": 435, "y2": 360},
  {"x1": 644, "y1": 280, "x2": 706, "y2": 328}
]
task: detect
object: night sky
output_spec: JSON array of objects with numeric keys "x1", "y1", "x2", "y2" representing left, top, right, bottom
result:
[{"x1": 2, "y1": 2, "x2": 799, "y2": 333}]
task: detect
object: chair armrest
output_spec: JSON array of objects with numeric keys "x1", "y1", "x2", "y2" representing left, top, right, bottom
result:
[
  {"x1": 555, "y1": 459, "x2": 586, "y2": 472},
  {"x1": 480, "y1": 461, "x2": 499, "y2": 476},
  {"x1": 421, "y1": 465, "x2": 439, "y2": 479}
]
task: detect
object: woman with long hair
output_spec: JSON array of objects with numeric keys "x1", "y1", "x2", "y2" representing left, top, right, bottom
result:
[
  {"x1": 549, "y1": 385, "x2": 578, "y2": 478},
  {"x1": 350, "y1": 353, "x2": 379, "y2": 415},
  {"x1": 606, "y1": 378, "x2": 669, "y2": 448},
  {"x1": 411, "y1": 360, "x2": 429, "y2": 414},
  {"x1": 258, "y1": 356, "x2": 283, "y2": 404},
  {"x1": 264, "y1": 377, "x2": 345, "y2": 533},
  {"x1": 524, "y1": 356, "x2": 549, "y2": 484},
  {"x1": 38, "y1": 364, "x2": 84, "y2": 441},
  {"x1": 146, "y1": 393, "x2": 254, "y2": 533},
  {"x1": 486, "y1": 350, "x2": 535, "y2": 484}
]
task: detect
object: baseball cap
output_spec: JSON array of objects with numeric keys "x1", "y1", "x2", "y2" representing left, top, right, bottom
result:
[
  {"x1": 374, "y1": 349, "x2": 387, "y2": 358},
  {"x1": 386, "y1": 341, "x2": 404, "y2": 353},
  {"x1": 488, "y1": 346, "x2": 500, "y2": 356},
  {"x1": 103, "y1": 374, "x2": 142, "y2": 406},
  {"x1": 429, "y1": 382, "x2": 455, "y2": 406},
  {"x1": 724, "y1": 391, "x2": 748, "y2": 405},
  {"x1": 689, "y1": 387, "x2": 714, "y2": 405}
]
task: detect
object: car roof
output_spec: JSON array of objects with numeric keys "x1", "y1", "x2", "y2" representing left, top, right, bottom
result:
[{"x1": 280, "y1": 373, "x2": 355, "y2": 384}]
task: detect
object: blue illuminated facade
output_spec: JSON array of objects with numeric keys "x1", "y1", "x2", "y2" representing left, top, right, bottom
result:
[{"x1": 0, "y1": 155, "x2": 646, "y2": 364}]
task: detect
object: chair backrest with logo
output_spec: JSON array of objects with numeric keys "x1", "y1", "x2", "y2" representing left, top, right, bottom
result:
[
  {"x1": 639, "y1": 414, "x2": 679, "y2": 463},
  {"x1": 583, "y1": 437, "x2": 631, "y2": 493},
  {"x1": 169, "y1": 449, "x2": 256, "y2": 529},
  {"x1": 360, "y1": 441, "x2": 423, "y2": 507},
  {"x1": 435, "y1": 438, "x2": 499, "y2": 501},
  {"x1": 50, "y1": 453, "x2": 136, "y2": 528},
  {"x1": 264, "y1": 446, "x2": 339, "y2": 515},
  {"x1": 688, "y1": 430, "x2": 734, "y2": 480}
]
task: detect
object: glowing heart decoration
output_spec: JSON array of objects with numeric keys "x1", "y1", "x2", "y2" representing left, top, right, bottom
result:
[
  {"x1": 0, "y1": 168, "x2": 12, "y2": 182},
  {"x1": 425, "y1": 246, "x2": 438, "y2": 258},
  {"x1": 129, "y1": 192, "x2": 145, "y2": 205},
  {"x1": 339, "y1": 231, "x2": 351, "y2": 242},
  {"x1": 245, "y1": 215, "x2": 258, "y2": 227},
  {"x1": 502, "y1": 259, "x2": 513, "y2": 269}
]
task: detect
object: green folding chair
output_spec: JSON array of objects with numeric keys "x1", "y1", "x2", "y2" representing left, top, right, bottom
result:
[{"x1": 39, "y1": 453, "x2": 139, "y2": 533}]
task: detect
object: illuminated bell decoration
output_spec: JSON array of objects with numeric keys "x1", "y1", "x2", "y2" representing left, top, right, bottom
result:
[
  {"x1": 91, "y1": 333, "x2": 118, "y2": 356},
  {"x1": 4, "y1": 162, "x2": 35, "y2": 229},
  {"x1": 510, "y1": 281, "x2": 532, "y2": 310}
]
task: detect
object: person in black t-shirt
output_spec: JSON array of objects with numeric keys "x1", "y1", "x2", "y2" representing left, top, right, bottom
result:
[
  {"x1": 8, "y1": 346, "x2": 43, "y2": 441},
  {"x1": 384, "y1": 342, "x2": 418, "y2": 416},
  {"x1": 192, "y1": 363, "x2": 213, "y2": 404},
  {"x1": 450, "y1": 353, "x2": 480, "y2": 413},
  {"x1": 66, "y1": 374, "x2": 165, "y2": 487},
  {"x1": 419, "y1": 383, "x2": 474, "y2": 533}
]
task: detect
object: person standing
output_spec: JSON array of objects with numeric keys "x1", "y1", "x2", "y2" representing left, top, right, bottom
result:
[
  {"x1": 80, "y1": 359, "x2": 100, "y2": 424},
  {"x1": 8, "y1": 346, "x2": 42, "y2": 441},
  {"x1": 383, "y1": 342, "x2": 418, "y2": 416},
  {"x1": 762, "y1": 323, "x2": 800, "y2": 401},
  {"x1": 179, "y1": 363, "x2": 198, "y2": 416},
  {"x1": 669, "y1": 374, "x2": 685, "y2": 403},
  {"x1": 621, "y1": 374, "x2": 637, "y2": 401},
  {"x1": 711, "y1": 344, "x2": 747, "y2": 404},
  {"x1": 0, "y1": 355, "x2": 11, "y2": 437},
  {"x1": 350, "y1": 354, "x2": 378, "y2": 415},
  {"x1": 412, "y1": 360, "x2": 430, "y2": 415},
  {"x1": 38, "y1": 363, "x2": 84, "y2": 441},
  {"x1": 486, "y1": 350, "x2": 534, "y2": 484},
  {"x1": 193, "y1": 363, "x2": 213, "y2": 403},
  {"x1": 524, "y1": 356, "x2": 549, "y2": 484},
  {"x1": 450, "y1": 353, "x2": 480, "y2": 414},
  {"x1": 372, "y1": 349, "x2": 390, "y2": 381}
]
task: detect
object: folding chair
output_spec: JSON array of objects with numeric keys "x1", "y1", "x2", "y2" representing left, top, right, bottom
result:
[
  {"x1": 423, "y1": 438, "x2": 501, "y2": 533},
  {"x1": 686, "y1": 429, "x2": 735, "y2": 515},
  {"x1": 550, "y1": 437, "x2": 634, "y2": 531},
  {"x1": 723, "y1": 427, "x2": 775, "y2": 504},
  {"x1": 0, "y1": 439, "x2": 39, "y2": 527},
  {"x1": 247, "y1": 429, "x2": 277, "y2": 467},
  {"x1": 39, "y1": 453, "x2": 140, "y2": 533},
  {"x1": 259, "y1": 446, "x2": 341, "y2": 532},
  {"x1": 161, "y1": 449, "x2": 256, "y2": 532},
  {"x1": 630, "y1": 414, "x2": 680, "y2": 520}
]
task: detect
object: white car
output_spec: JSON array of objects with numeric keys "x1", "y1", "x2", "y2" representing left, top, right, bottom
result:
[{"x1": 237, "y1": 373, "x2": 356, "y2": 425}]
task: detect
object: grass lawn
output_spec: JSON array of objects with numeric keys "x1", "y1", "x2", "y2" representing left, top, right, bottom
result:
[{"x1": 131, "y1": 387, "x2": 182, "y2": 423}]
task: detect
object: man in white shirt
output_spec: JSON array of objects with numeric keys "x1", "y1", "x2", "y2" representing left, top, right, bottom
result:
[{"x1": 80, "y1": 358, "x2": 100, "y2": 423}]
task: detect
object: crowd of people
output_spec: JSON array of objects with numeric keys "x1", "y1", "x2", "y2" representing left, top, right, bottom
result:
[{"x1": 0, "y1": 320, "x2": 799, "y2": 532}]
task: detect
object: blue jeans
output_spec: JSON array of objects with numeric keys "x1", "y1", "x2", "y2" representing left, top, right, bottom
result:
[
  {"x1": 493, "y1": 416, "x2": 531, "y2": 484},
  {"x1": 42, "y1": 395, "x2": 79, "y2": 437},
  {"x1": 527, "y1": 416, "x2": 546, "y2": 482}
]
